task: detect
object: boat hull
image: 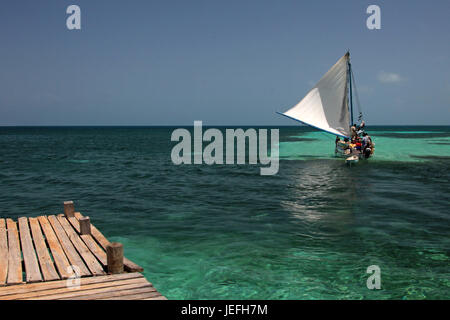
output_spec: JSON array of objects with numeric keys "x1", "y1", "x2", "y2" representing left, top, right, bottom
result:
[{"x1": 345, "y1": 155, "x2": 359, "y2": 164}]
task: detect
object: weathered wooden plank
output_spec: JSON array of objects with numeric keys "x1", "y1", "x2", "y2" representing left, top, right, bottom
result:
[
  {"x1": 0, "y1": 272, "x2": 143, "y2": 297},
  {"x1": 118, "y1": 292, "x2": 164, "y2": 300},
  {"x1": 18, "y1": 217, "x2": 42, "y2": 283},
  {"x1": 56, "y1": 215, "x2": 105, "y2": 276},
  {"x1": 47, "y1": 215, "x2": 91, "y2": 277},
  {"x1": 65, "y1": 217, "x2": 109, "y2": 269},
  {"x1": 80, "y1": 234, "x2": 107, "y2": 267},
  {"x1": 98, "y1": 289, "x2": 161, "y2": 300},
  {"x1": 76, "y1": 286, "x2": 157, "y2": 300},
  {"x1": 144, "y1": 296, "x2": 168, "y2": 300},
  {"x1": 3, "y1": 277, "x2": 148, "y2": 300},
  {"x1": 73, "y1": 212, "x2": 143, "y2": 272},
  {"x1": 0, "y1": 219, "x2": 7, "y2": 285},
  {"x1": 90, "y1": 224, "x2": 110, "y2": 249},
  {"x1": 68, "y1": 215, "x2": 80, "y2": 233},
  {"x1": 20, "y1": 278, "x2": 150, "y2": 300},
  {"x1": 28, "y1": 218, "x2": 60, "y2": 282},
  {"x1": 6, "y1": 219, "x2": 22, "y2": 285},
  {"x1": 37, "y1": 216, "x2": 72, "y2": 279},
  {"x1": 73, "y1": 213, "x2": 107, "y2": 248},
  {"x1": 39, "y1": 282, "x2": 153, "y2": 300}
]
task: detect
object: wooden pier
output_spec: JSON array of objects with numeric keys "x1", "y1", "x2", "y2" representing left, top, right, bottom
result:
[{"x1": 0, "y1": 201, "x2": 166, "y2": 300}]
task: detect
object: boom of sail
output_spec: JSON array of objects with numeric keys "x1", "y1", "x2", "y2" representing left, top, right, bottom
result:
[{"x1": 279, "y1": 52, "x2": 351, "y2": 138}]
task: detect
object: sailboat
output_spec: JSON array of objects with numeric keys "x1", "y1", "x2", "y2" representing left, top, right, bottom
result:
[{"x1": 277, "y1": 51, "x2": 374, "y2": 163}]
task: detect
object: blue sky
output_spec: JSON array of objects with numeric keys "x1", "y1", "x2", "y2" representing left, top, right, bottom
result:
[{"x1": 0, "y1": 0, "x2": 449, "y2": 125}]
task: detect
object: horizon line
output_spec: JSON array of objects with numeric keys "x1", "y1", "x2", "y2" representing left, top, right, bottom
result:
[{"x1": 1, "y1": 124, "x2": 449, "y2": 128}]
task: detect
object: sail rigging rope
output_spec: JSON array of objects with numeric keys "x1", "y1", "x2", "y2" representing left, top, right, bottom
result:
[{"x1": 350, "y1": 68, "x2": 364, "y2": 122}]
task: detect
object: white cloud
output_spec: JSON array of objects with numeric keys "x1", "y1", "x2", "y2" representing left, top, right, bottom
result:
[{"x1": 378, "y1": 71, "x2": 405, "y2": 84}]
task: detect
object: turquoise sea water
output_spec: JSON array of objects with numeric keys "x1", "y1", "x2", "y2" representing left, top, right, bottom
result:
[{"x1": 0, "y1": 126, "x2": 449, "y2": 299}]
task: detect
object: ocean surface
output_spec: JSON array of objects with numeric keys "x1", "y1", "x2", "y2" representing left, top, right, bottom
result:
[{"x1": 0, "y1": 126, "x2": 449, "y2": 299}]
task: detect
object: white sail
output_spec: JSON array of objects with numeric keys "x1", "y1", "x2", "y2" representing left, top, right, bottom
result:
[{"x1": 280, "y1": 53, "x2": 351, "y2": 138}]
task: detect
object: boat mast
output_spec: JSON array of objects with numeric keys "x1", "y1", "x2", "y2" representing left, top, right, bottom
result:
[{"x1": 348, "y1": 55, "x2": 354, "y2": 126}]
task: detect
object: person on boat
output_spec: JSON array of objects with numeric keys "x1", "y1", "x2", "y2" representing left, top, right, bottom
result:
[
  {"x1": 347, "y1": 136, "x2": 357, "y2": 155},
  {"x1": 351, "y1": 125, "x2": 357, "y2": 140},
  {"x1": 356, "y1": 120, "x2": 366, "y2": 136},
  {"x1": 363, "y1": 144, "x2": 372, "y2": 159},
  {"x1": 335, "y1": 136, "x2": 341, "y2": 153},
  {"x1": 355, "y1": 139, "x2": 362, "y2": 151},
  {"x1": 339, "y1": 137, "x2": 350, "y2": 154},
  {"x1": 362, "y1": 133, "x2": 374, "y2": 158},
  {"x1": 362, "y1": 132, "x2": 371, "y2": 150},
  {"x1": 342, "y1": 138, "x2": 350, "y2": 148},
  {"x1": 351, "y1": 135, "x2": 361, "y2": 145},
  {"x1": 358, "y1": 120, "x2": 365, "y2": 130}
]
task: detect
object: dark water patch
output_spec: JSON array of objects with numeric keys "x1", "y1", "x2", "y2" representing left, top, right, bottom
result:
[
  {"x1": 410, "y1": 155, "x2": 450, "y2": 161},
  {"x1": 429, "y1": 142, "x2": 450, "y2": 145}
]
